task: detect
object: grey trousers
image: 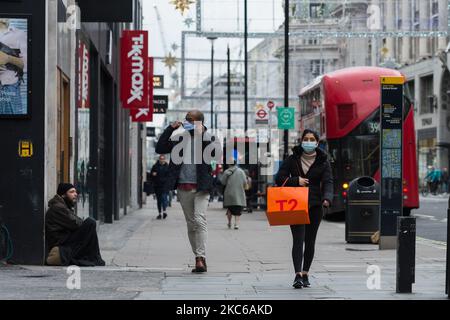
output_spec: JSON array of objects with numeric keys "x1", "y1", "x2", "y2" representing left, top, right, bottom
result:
[{"x1": 177, "y1": 188, "x2": 209, "y2": 258}]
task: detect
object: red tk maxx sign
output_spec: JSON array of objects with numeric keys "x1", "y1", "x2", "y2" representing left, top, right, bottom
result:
[
  {"x1": 131, "y1": 57, "x2": 154, "y2": 122},
  {"x1": 77, "y1": 40, "x2": 90, "y2": 108},
  {"x1": 121, "y1": 30, "x2": 149, "y2": 109}
]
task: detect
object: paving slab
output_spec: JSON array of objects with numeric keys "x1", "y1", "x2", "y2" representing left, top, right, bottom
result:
[{"x1": 0, "y1": 200, "x2": 447, "y2": 300}]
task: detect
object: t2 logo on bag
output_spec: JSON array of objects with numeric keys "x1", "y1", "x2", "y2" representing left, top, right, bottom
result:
[
  {"x1": 275, "y1": 199, "x2": 300, "y2": 211},
  {"x1": 266, "y1": 187, "x2": 309, "y2": 226}
]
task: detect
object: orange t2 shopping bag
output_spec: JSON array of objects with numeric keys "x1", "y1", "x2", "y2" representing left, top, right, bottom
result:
[{"x1": 266, "y1": 183, "x2": 309, "y2": 226}]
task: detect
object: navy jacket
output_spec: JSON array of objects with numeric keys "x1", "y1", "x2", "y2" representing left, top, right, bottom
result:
[
  {"x1": 155, "y1": 125, "x2": 219, "y2": 193},
  {"x1": 150, "y1": 162, "x2": 171, "y2": 193}
]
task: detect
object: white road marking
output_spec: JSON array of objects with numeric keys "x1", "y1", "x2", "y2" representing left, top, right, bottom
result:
[
  {"x1": 413, "y1": 214, "x2": 438, "y2": 221},
  {"x1": 416, "y1": 237, "x2": 447, "y2": 249},
  {"x1": 419, "y1": 196, "x2": 449, "y2": 202}
]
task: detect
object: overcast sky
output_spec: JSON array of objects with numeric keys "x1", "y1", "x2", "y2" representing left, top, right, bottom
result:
[
  {"x1": 143, "y1": 0, "x2": 286, "y2": 77},
  {"x1": 142, "y1": 0, "x2": 285, "y2": 127}
]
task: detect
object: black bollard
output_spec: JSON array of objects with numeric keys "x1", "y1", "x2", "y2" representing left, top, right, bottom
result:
[{"x1": 396, "y1": 216, "x2": 416, "y2": 293}]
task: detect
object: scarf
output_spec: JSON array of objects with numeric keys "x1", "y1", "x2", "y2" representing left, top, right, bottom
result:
[{"x1": 301, "y1": 151, "x2": 316, "y2": 175}]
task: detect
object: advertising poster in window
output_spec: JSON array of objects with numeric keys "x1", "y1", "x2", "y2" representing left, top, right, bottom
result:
[
  {"x1": 76, "y1": 32, "x2": 91, "y2": 219},
  {"x1": 0, "y1": 16, "x2": 29, "y2": 118}
]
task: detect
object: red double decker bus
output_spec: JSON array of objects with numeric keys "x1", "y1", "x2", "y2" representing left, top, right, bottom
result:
[{"x1": 299, "y1": 67, "x2": 419, "y2": 216}]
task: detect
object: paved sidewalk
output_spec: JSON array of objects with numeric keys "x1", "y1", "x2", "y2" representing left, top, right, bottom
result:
[{"x1": 0, "y1": 198, "x2": 447, "y2": 300}]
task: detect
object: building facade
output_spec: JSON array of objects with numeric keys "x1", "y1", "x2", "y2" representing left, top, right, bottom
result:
[
  {"x1": 0, "y1": 0, "x2": 146, "y2": 264},
  {"x1": 386, "y1": 0, "x2": 449, "y2": 182},
  {"x1": 248, "y1": 1, "x2": 372, "y2": 155},
  {"x1": 248, "y1": 0, "x2": 449, "y2": 180},
  {"x1": 55, "y1": 0, "x2": 146, "y2": 223}
]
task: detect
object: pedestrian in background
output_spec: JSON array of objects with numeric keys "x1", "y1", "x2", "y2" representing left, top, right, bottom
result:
[
  {"x1": 275, "y1": 129, "x2": 333, "y2": 289},
  {"x1": 150, "y1": 155, "x2": 171, "y2": 219},
  {"x1": 425, "y1": 166, "x2": 442, "y2": 195},
  {"x1": 209, "y1": 164, "x2": 220, "y2": 203},
  {"x1": 156, "y1": 110, "x2": 220, "y2": 273},
  {"x1": 441, "y1": 167, "x2": 449, "y2": 194},
  {"x1": 220, "y1": 159, "x2": 248, "y2": 230},
  {"x1": 243, "y1": 169, "x2": 253, "y2": 213}
]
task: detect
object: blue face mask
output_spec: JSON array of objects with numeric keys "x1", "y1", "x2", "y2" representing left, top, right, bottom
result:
[
  {"x1": 302, "y1": 141, "x2": 317, "y2": 153},
  {"x1": 182, "y1": 121, "x2": 195, "y2": 131}
]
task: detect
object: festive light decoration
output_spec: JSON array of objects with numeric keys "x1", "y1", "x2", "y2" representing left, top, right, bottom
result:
[
  {"x1": 170, "y1": 0, "x2": 195, "y2": 15},
  {"x1": 179, "y1": 28, "x2": 449, "y2": 99},
  {"x1": 164, "y1": 52, "x2": 178, "y2": 69},
  {"x1": 184, "y1": 17, "x2": 194, "y2": 28}
]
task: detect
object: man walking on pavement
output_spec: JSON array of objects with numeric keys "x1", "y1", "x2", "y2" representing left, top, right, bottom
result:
[
  {"x1": 150, "y1": 154, "x2": 171, "y2": 219},
  {"x1": 156, "y1": 110, "x2": 220, "y2": 273}
]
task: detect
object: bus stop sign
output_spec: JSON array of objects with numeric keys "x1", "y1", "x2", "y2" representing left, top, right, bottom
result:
[{"x1": 380, "y1": 76, "x2": 404, "y2": 250}]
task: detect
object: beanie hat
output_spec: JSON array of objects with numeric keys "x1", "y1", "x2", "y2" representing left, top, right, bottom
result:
[{"x1": 57, "y1": 183, "x2": 75, "y2": 196}]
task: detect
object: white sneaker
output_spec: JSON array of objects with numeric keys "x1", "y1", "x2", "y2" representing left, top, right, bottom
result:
[{"x1": 234, "y1": 225, "x2": 239, "y2": 230}]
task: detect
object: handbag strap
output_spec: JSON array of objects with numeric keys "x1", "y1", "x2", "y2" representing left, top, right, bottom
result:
[
  {"x1": 295, "y1": 157, "x2": 304, "y2": 177},
  {"x1": 281, "y1": 157, "x2": 306, "y2": 187},
  {"x1": 223, "y1": 167, "x2": 238, "y2": 187},
  {"x1": 283, "y1": 158, "x2": 303, "y2": 187}
]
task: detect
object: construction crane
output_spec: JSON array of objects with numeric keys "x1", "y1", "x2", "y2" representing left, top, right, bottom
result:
[
  {"x1": 154, "y1": 5, "x2": 180, "y2": 89},
  {"x1": 154, "y1": 5, "x2": 169, "y2": 56},
  {"x1": 232, "y1": 19, "x2": 252, "y2": 75}
]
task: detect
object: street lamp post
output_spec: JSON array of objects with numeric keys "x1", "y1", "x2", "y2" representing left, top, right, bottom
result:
[
  {"x1": 207, "y1": 36, "x2": 218, "y2": 130},
  {"x1": 244, "y1": 0, "x2": 248, "y2": 133},
  {"x1": 284, "y1": 0, "x2": 289, "y2": 159},
  {"x1": 227, "y1": 45, "x2": 231, "y2": 130}
]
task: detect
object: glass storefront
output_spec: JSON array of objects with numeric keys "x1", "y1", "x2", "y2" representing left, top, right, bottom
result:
[
  {"x1": 418, "y1": 137, "x2": 437, "y2": 182},
  {"x1": 76, "y1": 108, "x2": 90, "y2": 219}
]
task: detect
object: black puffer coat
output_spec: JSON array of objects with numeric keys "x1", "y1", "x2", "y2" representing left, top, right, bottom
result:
[
  {"x1": 155, "y1": 125, "x2": 219, "y2": 193},
  {"x1": 275, "y1": 146, "x2": 334, "y2": 207},
  {"x1": 150, "y1": 161, "x2": 171, "y2": 193}
]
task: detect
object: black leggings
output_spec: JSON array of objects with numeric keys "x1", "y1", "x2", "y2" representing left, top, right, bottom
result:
[{"x1": 290, "y1": 205, "x2": 323, "y2": 273}]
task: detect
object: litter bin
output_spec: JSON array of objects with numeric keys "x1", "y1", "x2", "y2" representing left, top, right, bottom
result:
[{"x1": 345, "y1": 176, "x2": 380, "y2": 243}]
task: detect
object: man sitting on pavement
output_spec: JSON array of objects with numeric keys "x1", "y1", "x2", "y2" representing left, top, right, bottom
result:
[{"x1": 45, "y1": 183, "x2": 105, "y2": 266}]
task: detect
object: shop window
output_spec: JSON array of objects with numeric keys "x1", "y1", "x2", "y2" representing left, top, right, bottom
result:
[
  {"x1": 420, "y1": 75, "x2": 434, "y2": 114},
  {"x1": 418, "y1": 137, "x2": 437, "y2": 181}
]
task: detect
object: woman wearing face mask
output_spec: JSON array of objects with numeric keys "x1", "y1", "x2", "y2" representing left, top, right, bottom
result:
[{"x1": 275, "y1": 129, "x2": 334, "y2": 289}]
